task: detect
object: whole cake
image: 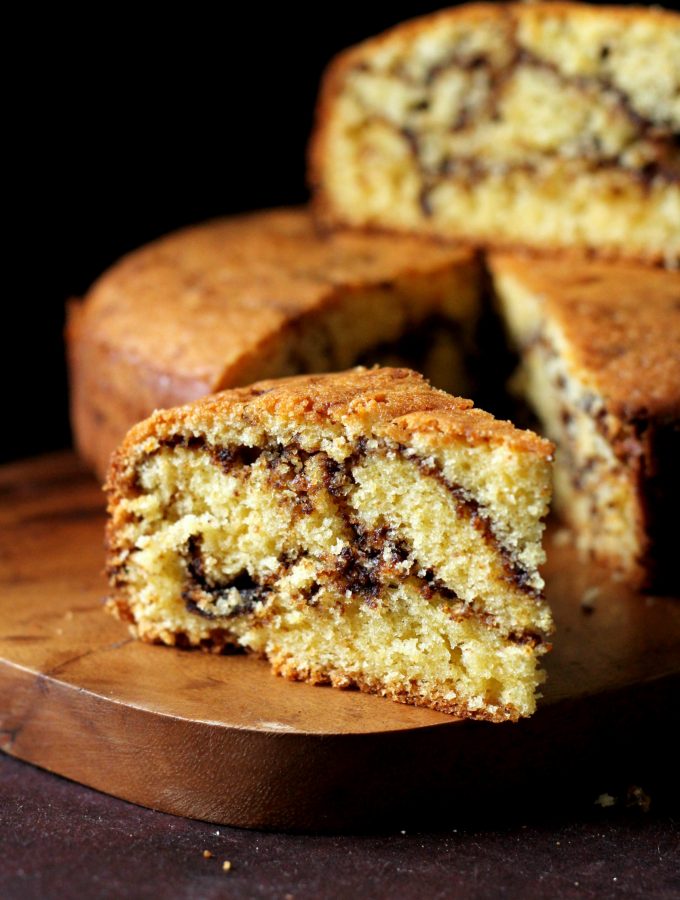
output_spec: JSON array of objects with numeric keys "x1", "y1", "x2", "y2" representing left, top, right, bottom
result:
[
  {"x1": 489, "y1": 251, "x2": 680, "y2": 592},
  {"x1": 69, "y1": 4, "x2": 680, "y2": 600},
  {"x1": 67, "y1": 207, "x2": 480, "y2": 480},
  {"x1": 105, "y1": 367, "x2": 555, "y2": 721},
  {"x1": 310, "y1": 2, "x2": 680, "y2": 263}
]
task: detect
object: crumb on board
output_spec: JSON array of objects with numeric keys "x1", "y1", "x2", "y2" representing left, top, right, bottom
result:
[
  {"x1": 202, "y1": 850, "x2": 213, "y2": 859},
  {"x1": 222, "y1": 860, "x2": 232, "y2": 872},
  {"x1": 595, "y1": 793, "x2": 616, "y2": 808}
]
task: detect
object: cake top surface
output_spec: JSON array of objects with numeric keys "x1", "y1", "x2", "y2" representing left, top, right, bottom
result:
[
  {"x1": 117, "y1": 367, "x2": 553, "y2": 464},
  {"x1": 490, "y1": 252, "x2": 680, "y2": 420},
  {"x1": 78, "y1": 207, "x2": 475, "y2": 387}
]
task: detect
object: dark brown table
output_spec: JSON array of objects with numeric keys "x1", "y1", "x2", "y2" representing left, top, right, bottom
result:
[{"x1": 2, "y1": 752, "x2": 678, "y2": 899}]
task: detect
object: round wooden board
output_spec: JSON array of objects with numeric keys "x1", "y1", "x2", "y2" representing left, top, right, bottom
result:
[{"x1": 1, "y1": 453, "x2": 679, "y2": 831}]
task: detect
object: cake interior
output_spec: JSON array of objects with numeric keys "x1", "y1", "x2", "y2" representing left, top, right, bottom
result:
[
  {"x1": 493, "y1": 261, "x2": 680, "y2": 590},
  {"x1": 108, "y1": 420, "x2": 553, "y2": 721},
  {"x1": 494, "y1": 267, "x2": 641, "y2": 565},
  {"x1": 316, "y1": 6, "x2": 679, "y2": 260}
]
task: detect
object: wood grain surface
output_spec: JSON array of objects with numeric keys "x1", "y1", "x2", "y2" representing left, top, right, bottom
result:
[{"x1": 1, "y1": 453, "x2": 678, "y2": 831}]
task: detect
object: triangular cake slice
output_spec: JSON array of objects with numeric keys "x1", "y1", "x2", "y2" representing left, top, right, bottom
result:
[
  {"x1": 106, "y1": 367, "x2": 554, "y2": 721},
  {"x1": 489, "y1": 252, "x2": 680, "y2": 592}
]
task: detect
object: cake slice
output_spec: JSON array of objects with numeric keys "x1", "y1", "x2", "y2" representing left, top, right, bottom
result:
[
  {"x1": 489, "y1": 252, "x2": 680, "y2": 593},
  {"x1": 67, "y1": 207, "x2": 480, "y2": 481},
  {"x1": 310, "y1": 2, "x2": 680, "y2": 263},
  {"x1": 106, "y1": 367, "x2": 554, "y2": 721}
]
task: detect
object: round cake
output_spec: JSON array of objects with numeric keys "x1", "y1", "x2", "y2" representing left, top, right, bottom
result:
[{"x1": 67, "y1": 207, "x2": 481, "y2": 480}]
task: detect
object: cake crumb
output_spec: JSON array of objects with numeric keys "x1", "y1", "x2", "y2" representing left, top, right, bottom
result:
[
  {"x1": 580, "y1": 586, "x2": 600, "y2": 613},
  {"x1": 202, "y1": 850, "x2": 213, "y2": 859},
  {"x1": 595, "y1": 793, "x2": 616, "y2": 808},
  {"x1": 222, "y1": 860, "x2": 232, "y2": 872},
  {"x1": 626, "y1": 785, "x2": 651, "y2": 812}
]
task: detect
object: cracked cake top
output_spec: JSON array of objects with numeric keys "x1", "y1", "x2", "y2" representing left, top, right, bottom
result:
[{"x1": 108, "y1": 367, "x2": 554, "y2": 485}]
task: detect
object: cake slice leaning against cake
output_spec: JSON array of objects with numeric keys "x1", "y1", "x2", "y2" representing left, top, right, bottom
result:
[
  {"x1": 489, "y1": 252, "x2": 680, "y2": 593},
  {"x1": 310, "y1": 2, "x2": 680, "y2": 263},
  {"x1": 106, "y1": 367, "x2": 554, "y2": 721}
]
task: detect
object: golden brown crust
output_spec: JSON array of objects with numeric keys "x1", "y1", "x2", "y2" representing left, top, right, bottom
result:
[
  {"x1": 110, "y1": 367, "x2": 553, "y2": 484},
  {"x1": 69, "y1": 207, "x2": 479, "y2": 479},
  {"x1": 488, "y1": 251, "x2": 680, "y2": 420},
  {"x1": 269, "y1": 653, "x2": 523, "y2": 723},
  {"x1": 81, "y1": 207, "x2": 475, "y2": 384}
]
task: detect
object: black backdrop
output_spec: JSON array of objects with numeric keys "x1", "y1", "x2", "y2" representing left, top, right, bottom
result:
[
  {"x1": 7, "y1": 1, "x2": 659, "y2": 465},
  {"x1": 8, "y1": 4, "x2": 450, "y2": 465}
]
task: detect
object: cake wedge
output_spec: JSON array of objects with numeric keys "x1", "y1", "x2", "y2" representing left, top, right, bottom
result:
[
  {"x1": 489, "y1": 252, "x2": 680, "y2": 593},
  {"x1": 106, "y1": 367, "x2": 554, "y2": 721}
]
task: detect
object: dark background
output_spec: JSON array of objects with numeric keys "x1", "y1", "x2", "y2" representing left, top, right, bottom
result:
[
  {"x1": 8, "y1": 4, "x2": 453, "y2": 466},
  {"x1": 7, "y1": 1, "x2": 664, "y2": 466}
]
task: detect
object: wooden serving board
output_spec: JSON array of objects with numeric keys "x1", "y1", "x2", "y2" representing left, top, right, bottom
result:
[{"x1": 1, "y1": 453, "x2": 678, "y2": 831}]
